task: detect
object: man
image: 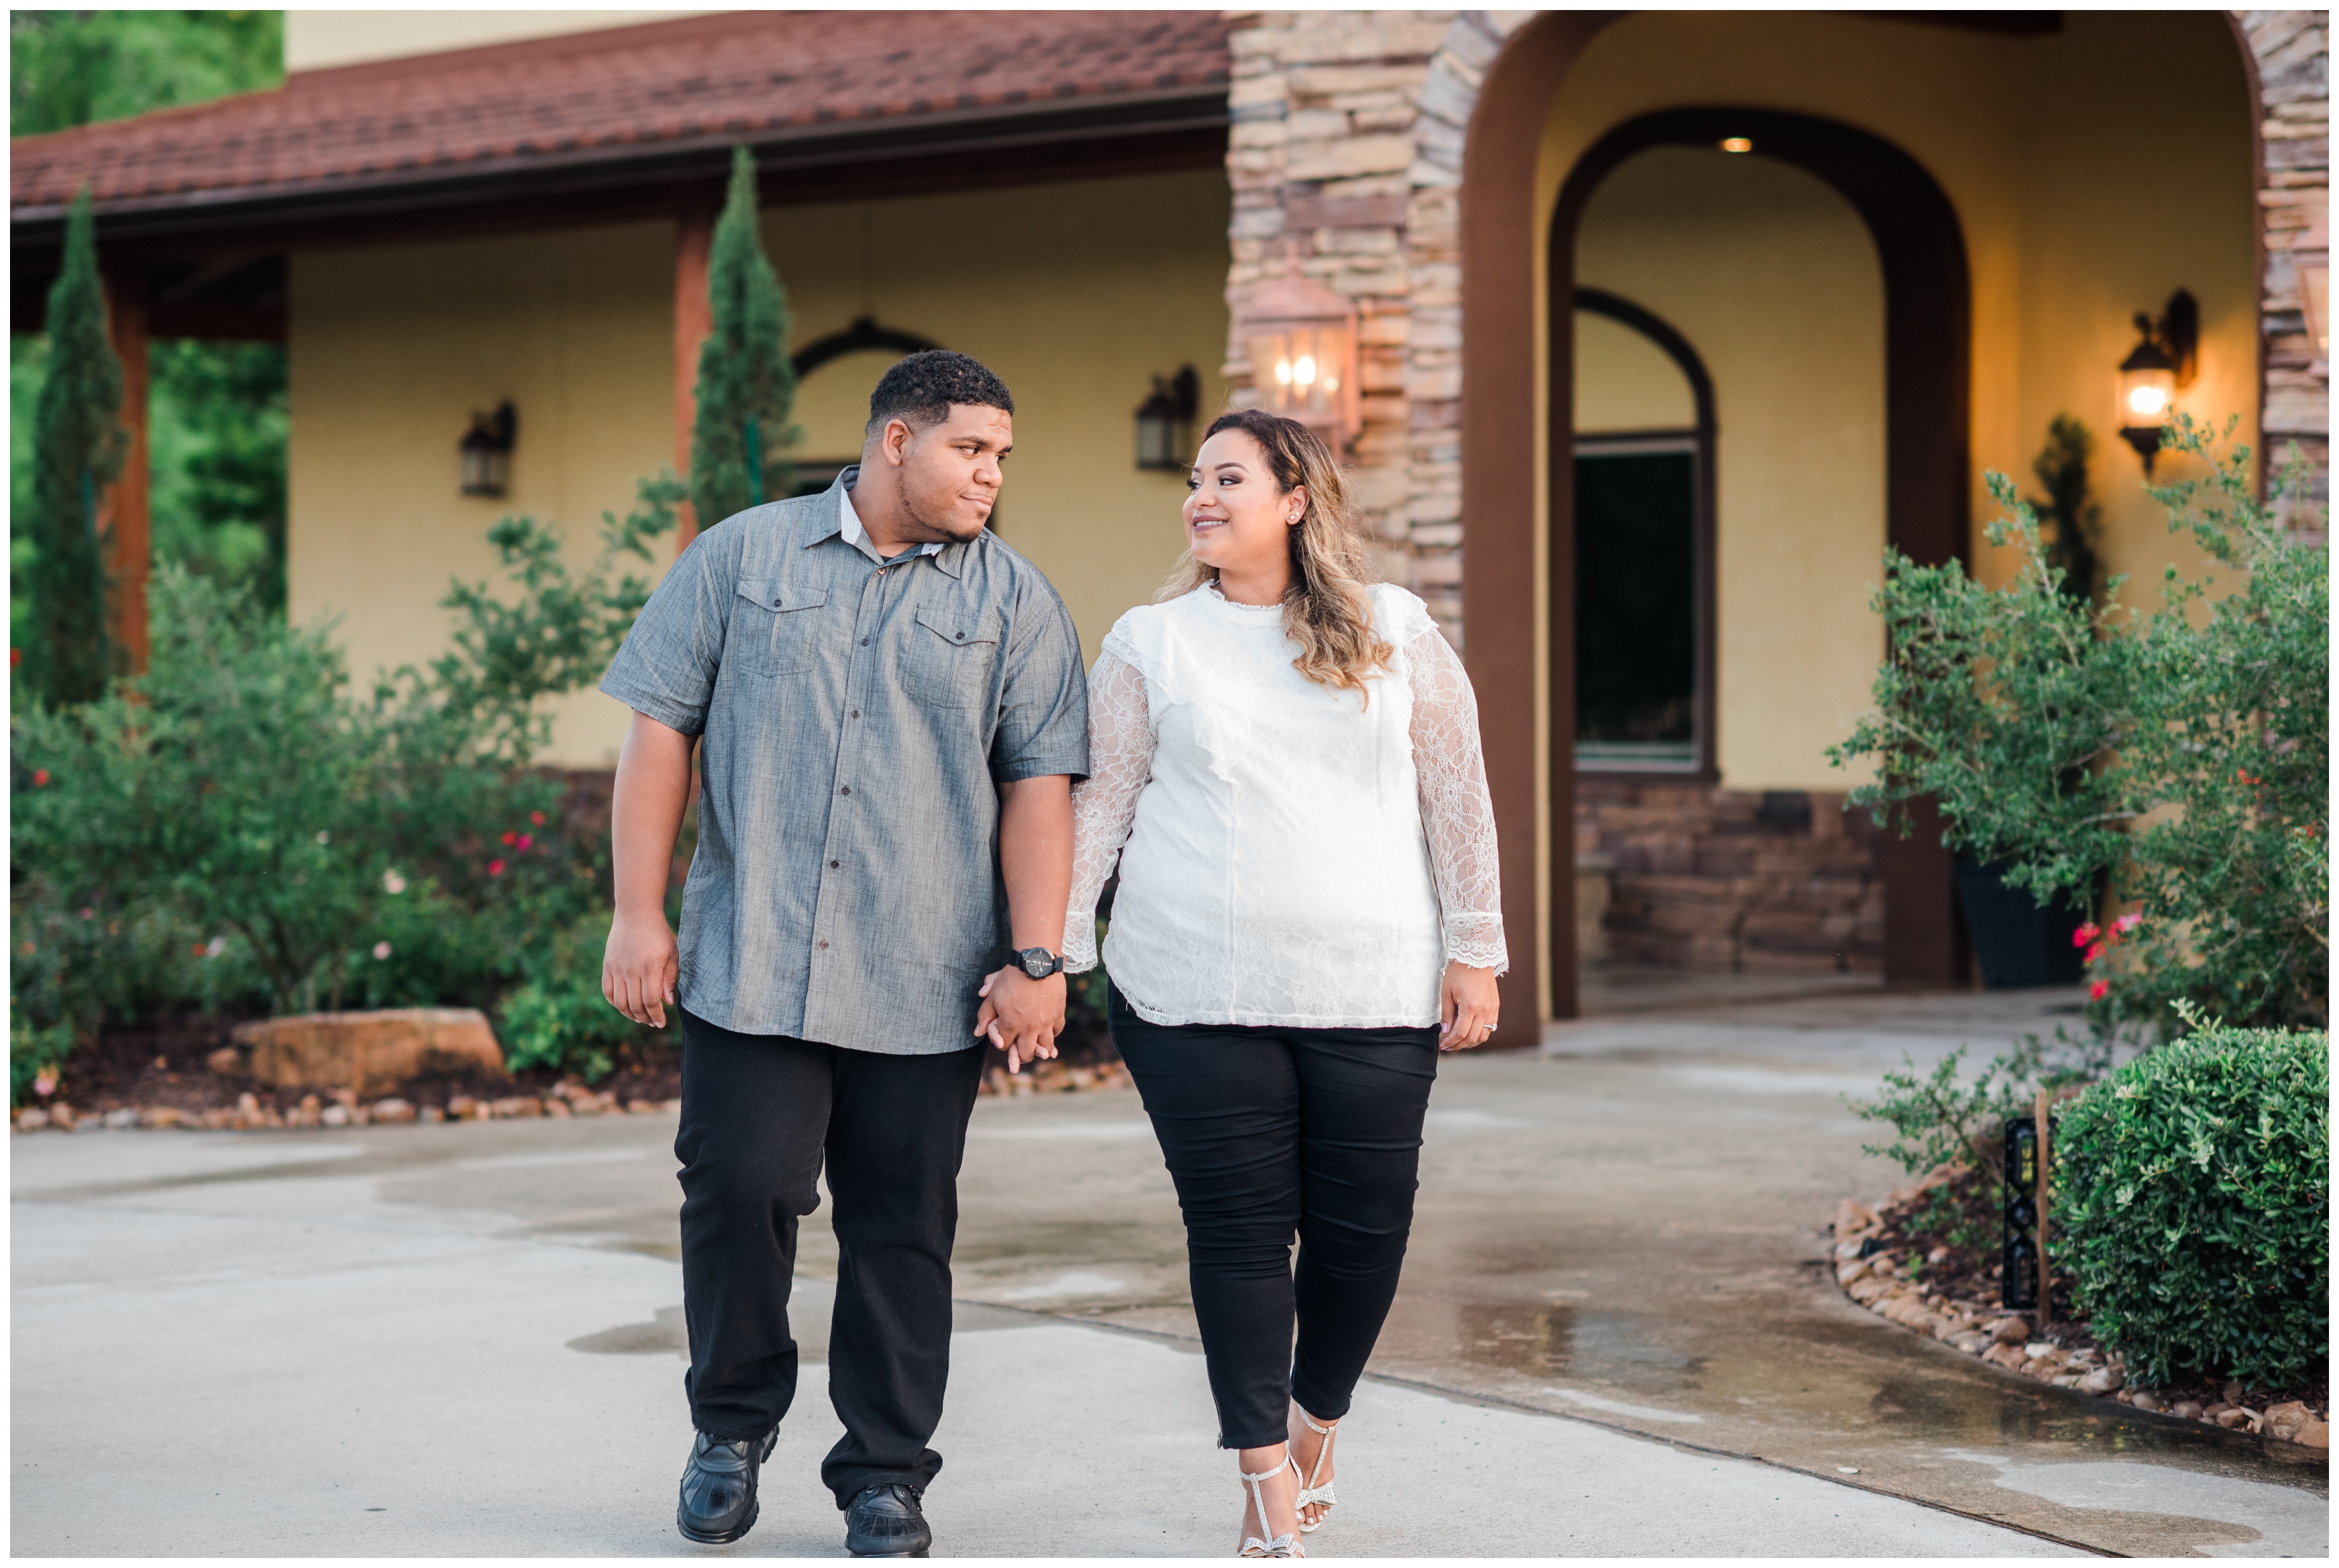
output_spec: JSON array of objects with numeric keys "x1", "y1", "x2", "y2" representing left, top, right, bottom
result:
[{"x1": 597, "y1": 351, "x2": 1085, "y2": 1555}]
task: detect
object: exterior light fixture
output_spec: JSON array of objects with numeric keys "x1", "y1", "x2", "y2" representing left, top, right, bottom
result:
[
  {"x1": 2116, "y1": 290, "x2": 2197, "y2": 474},
  {"x1": 1135, "y1": 365, "x2": 1201, "y2": 471},
  {"x1": 1238, "y1": 259, "x2": 1361, "y2": 447},
  {"x1": 460, "y1": 401, "x2": 518, "y2": 498},
  {"x1": 1717, "y1": 136, "x2": 1754, "y2": 154}
]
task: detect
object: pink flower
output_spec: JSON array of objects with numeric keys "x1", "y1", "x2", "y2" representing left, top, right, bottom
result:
[
  {"x1": 2085, "y1": 943, "x2": 2104, "y2": 963},
  {"x1": 516, "y1": 834, "x2": 533, "y2": 850},
  {"x1": 2089, "y1": 980, "x2": 2110, "y2": 1001},
  {"x1": 499, "y1": 830, "x2": 517, "y2": 848},
  {"x1": 372, "y1": 941, "x2": 393, "y2": 961},
  {"x1": 529, "y1": 810, "x2": 546, "y2": 826},
  {"x1": 2072, "y1": 923, "x2": 2100, "y2": 949},
  {"x1": 2115, "y1": 913, "x2": 2142, "y2": 933},
  {"x1": 487, "y1": 859, "x2": 506, "y2": 877},
  {"x1": 31, "y1": 769, "x2": 48, "y2": 787}
]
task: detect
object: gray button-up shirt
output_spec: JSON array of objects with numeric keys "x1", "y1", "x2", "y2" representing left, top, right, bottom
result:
[{"x1": 599, "y1": 470, "x2": 1089, "y2": 1054}]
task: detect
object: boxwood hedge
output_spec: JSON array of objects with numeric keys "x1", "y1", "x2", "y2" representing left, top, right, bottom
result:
[{"x1": 2054, "y1": 1026, "x2": 2328, "y2": 1388}]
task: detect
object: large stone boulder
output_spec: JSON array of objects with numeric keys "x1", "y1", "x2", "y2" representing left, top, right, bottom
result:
[{"x1": 229, "y1": 1008, "x2": 504, "y2": 1098}]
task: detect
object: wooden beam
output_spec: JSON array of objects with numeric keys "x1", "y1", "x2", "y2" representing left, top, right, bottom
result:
[
  {"x1": 673, "y1": 206, "x2": 714, "y2": 546},
  {"x1": 101, "y1": 269, "x2": 150, "y2": 672}
]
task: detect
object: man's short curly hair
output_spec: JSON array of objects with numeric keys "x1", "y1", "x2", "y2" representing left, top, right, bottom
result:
[{"x1": 867, "y1": 350, "x2": 1014, "y2": 434}]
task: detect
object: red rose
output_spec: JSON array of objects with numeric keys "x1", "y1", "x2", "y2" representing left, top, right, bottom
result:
[
  {"x1": 31, "y1": 768, "x2": 48, "y2": 787},
  {"x1": 500, "y1": 830, "x2": 517, "y2": 847},
  {"x1": 529, "y1": 810, "x2": 546, "y2": 826},
  {"x1": 488, "y1": 858, "x2": 506, "y2": 877},
  {"x1": 2088, "y1": 980, "x2": 2110, "y2": 1001}
]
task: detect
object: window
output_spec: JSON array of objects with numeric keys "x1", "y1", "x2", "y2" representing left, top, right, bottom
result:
[
  {"x1": 1569, "y1": 288, "x2": 1714, "y2": 774},
  {"x1": 1575, "y1": 436, "x2": 1699, "y2": 768}
]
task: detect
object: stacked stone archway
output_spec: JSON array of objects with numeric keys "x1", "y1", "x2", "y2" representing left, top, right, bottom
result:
[{"x1": 1221, "y1": 9, "x2": 2330, "y2": 1037}]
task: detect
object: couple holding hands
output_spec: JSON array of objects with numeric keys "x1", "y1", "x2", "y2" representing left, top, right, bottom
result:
[{"x1": 599, "y1": 350, "x2": 1506, "y2": 1557}]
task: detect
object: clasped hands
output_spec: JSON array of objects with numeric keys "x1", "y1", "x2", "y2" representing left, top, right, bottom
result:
[{"x1": 973, "y1": 967, "x2": 1066, "y2": 1074}]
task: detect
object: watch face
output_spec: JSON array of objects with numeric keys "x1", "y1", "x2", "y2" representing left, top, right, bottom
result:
[{"x1": 1020, "y1": 949, "x2": 1052, "y2": 979}]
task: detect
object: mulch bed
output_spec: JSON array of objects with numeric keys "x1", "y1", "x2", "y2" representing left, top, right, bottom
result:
[
  {"x1": 1834, "y1": 1166, "x2": 2328, "y2": 1448},
  {"x1": 16, "y1": 1013, "x2": 1129, "y2": 1132}
]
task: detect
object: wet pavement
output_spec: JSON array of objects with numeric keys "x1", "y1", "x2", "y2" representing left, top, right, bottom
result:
[{"x1": 11, "y1": 986, "x2": 2326, "y2": 1555}]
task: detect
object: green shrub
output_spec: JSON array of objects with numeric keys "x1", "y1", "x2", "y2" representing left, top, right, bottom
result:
[
  {"x1": 9, "y1": 480, "x2": 678, "y2": 1073},
  {"x1": 497, "y1": 912, "x2": 672, "y2": 1083},
  {"x1": 2053, "y1": 1023, "x2": 2328, "y2": 1387},
  {"x1": 1830, "y1": 418, "x2": 2328, "y2": 1033}
]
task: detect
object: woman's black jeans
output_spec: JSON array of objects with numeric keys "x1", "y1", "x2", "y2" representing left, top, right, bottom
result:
[{"x1": 1108, "y1": 984, "x2": 1439, "y2": 1450}]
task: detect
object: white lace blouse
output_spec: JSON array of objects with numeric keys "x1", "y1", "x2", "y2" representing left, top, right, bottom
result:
[{"x1": 1062, "y1": 581, "x2": 1506, "y2": 1029}]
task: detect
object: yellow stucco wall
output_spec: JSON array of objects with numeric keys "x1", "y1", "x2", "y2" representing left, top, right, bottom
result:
[
  {"x1": 288, "y1": 170, "x2": 1229, "y2": 766},
  {"x1": 1577, "y1": 148, "x2": 1888, "y2": 792},
  {"x1": 284, "y1": 11, "x2": 701, "y2": 73},
  {"x1": 1530, "y1": 9, "x2": 2260, "y2": 796},
  {"x1": 1574, "y1": 309, "x2": 1696, "y2": 433}
]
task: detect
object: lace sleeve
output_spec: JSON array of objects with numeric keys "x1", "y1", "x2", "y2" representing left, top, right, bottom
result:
[
  {"x1": 1405, "y1": 622, "x2": 1509, "y2": 973},
  {"x1": 1063, "y1": 649, "x2": 1154, "y2": 971}
]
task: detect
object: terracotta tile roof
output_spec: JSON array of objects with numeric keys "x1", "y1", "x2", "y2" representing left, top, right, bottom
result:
[{"x1": 10, "y1": 10, "x2": 1229, "y2": 220}]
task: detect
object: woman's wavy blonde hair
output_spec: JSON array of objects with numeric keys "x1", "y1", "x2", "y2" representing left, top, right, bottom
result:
[{"x1": 1159, "y1": 408, "x2": 1393, "y2": 701}]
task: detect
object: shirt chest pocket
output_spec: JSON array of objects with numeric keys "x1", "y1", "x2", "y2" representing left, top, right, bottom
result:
[
  {"x1": 730, "y1": 579, "x2": 830, "y2": 676},
  {"x1": 898, "y1": 605, "x2": 1000, "y2": 709}
]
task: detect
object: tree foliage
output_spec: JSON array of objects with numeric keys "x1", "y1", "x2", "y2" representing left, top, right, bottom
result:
[
  {"x1": 11, "y1": 11, "x2": 289, "y2": 642},
  {"x1": 689, "y1": 146, "x2": 799, "y2": 528},
  {"x1": 26, "y1": 191, "x2": 126, "y2": 705},
  {"x1": 10, "y1": 10, "x2": 281, "y2": 138},
  {"x1": 1830, "y1": 418, "x2": 2328, "y2": 1032}
]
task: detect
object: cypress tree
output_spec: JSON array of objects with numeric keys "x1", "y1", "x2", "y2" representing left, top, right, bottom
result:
[
  {"x1": 29, "y1": 188, "x2": 127, "y2": 705},
  {"x1": 689, "y1": 146, "x2": 797, "y2": 529}
]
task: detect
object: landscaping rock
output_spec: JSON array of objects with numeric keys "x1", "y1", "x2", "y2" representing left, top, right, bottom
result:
[
  {"x1": 2129, "y1": 1392, "x2": 2163, "y2": 1412},
  {"x1": 2263, "y1": 1401, "x2": 2313, "y2": 1442},
  {"x1": 370, "y1": 1098, "x2": 416, "y2": 1124},
  {"x1": 2171, "y1": 1401, "x2": 2204, "y2": 1420},
  {"x1": 2076, "y1": 1368, "x2": 2124, "y2": 1396},
  {"x1": 206, "y1": 1046, "x2": 243, "y2": 1075},
  {"x1": 232, "y1": 1007, "x2": 505, "y2": 1098},
  {"x1": 1983, "y1": 1343, "x2": 2028, "y2": 1371},
  {"x1": 1989, "y1": 1316, "x2": 2030, "y2": 1344},
  {"x1": 2294, "y1": 1422, "x2": 2330, "y2": 1449},
  {"x1": 17, "y1": 1108, "x2": 49, "y2": 1130},
  {"x1": 1950, "y1": 1331, "x2": 1994, "y2": 1354},
  {"x1": 1847, "y1": 1277, "x2": 1891, "y2": 1304},
  {"x1": 2214, "y1": 1406, "x2": 2260, "y2": 1431},
  {"x1": 1835, "y1": 1258, "x2": 1870, "y2": 1285}
]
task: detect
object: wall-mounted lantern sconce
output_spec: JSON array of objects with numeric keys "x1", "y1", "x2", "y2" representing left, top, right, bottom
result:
[
  {"x1": 1238, "y1": 261, "x2": 1361, "y2": 448},
  {"x1": 2116, "y1": 290, "x2": 2197, "y2": 474},
  {"x1": 460, "y1": 401, "x2": 518, "y2": 498},
  {"x1": 1135, "y1": 365, "x2": 1201, "y2": 471}
]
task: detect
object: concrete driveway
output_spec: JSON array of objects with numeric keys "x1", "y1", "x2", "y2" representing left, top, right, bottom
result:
[{"x1": 11, "y1": 988, "x2": 2324, "y2": 1556}]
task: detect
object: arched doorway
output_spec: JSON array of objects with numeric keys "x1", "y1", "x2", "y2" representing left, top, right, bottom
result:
[{"x1": 1548, "y1": 108, "x2": 1969, "y2": 1013}]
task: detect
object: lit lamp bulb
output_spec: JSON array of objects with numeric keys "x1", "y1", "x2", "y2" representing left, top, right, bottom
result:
[
  {"x1": 2116, "y1": 311, "x2": 2178, "y2": 474},
  {"x1": 1274, "y1": 357, "x2": 1294, "y2": 387},
  {"x1": 1292, "y1": 354, "x2": 1317, "y2": 387}
]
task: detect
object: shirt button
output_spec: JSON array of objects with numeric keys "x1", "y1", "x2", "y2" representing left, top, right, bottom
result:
[
  {"x1": 849, "y1": 710, "x2": 860, "y2": 719},
  {"x1": 860, "y1": 637, "x2": 870, "y2": 646},
  {"x1": 839, "y1": 786, "x2": 851, "y2": 796},
  {"x1": 955, "y1": 631, "x2": 966, "y2": 641},
  {"x1": 829, "y1": 859, "x2": 840, "y2": 869},
  {"x1": 817, "y1": 940, "x2": 829, "y2": 950}
]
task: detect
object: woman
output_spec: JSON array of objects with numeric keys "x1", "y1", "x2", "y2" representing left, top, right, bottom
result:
[{"x1": 1062, "y1": 408, "x2": 1506, "y2": 1556}]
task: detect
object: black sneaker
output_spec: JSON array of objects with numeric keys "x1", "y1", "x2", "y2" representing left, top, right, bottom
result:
[
  {"x1": 676, "y1": 1428, "x2": 777, "y2": 1545},
  {"x1": 843, "y1": 1482, "x2": 932, "y2": 1558}
]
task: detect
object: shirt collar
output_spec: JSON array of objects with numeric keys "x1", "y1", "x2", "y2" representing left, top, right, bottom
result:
[{"x1": 836, "y1": 467, "x2": 947, "y2": 569}]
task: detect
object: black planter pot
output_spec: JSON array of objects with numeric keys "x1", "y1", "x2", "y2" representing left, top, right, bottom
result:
[{"x1": 1953, "y1": 857, "x2": 2094, "y2": 989}]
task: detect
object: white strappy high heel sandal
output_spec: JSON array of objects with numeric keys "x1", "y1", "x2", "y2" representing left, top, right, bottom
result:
[
  {"x1": 1238, "y1": 1453, "x2": 1303, "y2": 1558},
  {"x1": 1293, "y1": 1410, "x2": 1339, "y2": 1533}
]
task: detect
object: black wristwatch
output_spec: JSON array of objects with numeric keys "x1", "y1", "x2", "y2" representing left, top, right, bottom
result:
[{"x1": 1004, "y1": 945, "x2": 1064, "y2": 980}]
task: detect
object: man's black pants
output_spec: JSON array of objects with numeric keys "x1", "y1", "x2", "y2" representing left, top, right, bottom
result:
[
  {"x1": 1107, "y1": 985, "x2": 1439, "y2": 1450},
  {"x1": 676, "y1": 1008, "x2": 985, "y2": 1505}
]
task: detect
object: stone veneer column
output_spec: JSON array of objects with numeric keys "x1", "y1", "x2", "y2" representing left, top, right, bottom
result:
[
  {"x1": 1221, "y1": 9, "x2": 2328, "y2": 644},
  {"x1": 2241, "y1": 11, "x2": 2330, "y2": 524},
  {"x1": 1223, "y1": 11, "x2": 1476, "y2": 639}
]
